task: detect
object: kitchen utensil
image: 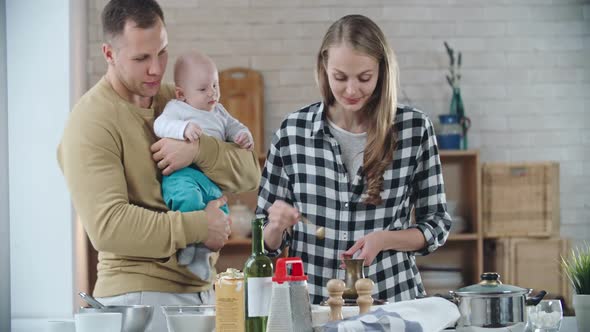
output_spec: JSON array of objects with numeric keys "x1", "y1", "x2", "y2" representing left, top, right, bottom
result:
[
  {"x1": 343, "y1": 258, "x2": 365, "y2": 299},
  {"x1": 161, "y1": 305, "x2": 215, "y2": 332},
  {"x1": 79, "y1": 305, "x2": 154, "y2": 332},
  {"x1": 326, "y1": 279, "x2": 345, "y2": 321},
  {"x1": 450, "y1": 272, "x2": 546, "y2": 331},
  {"x1": 266, "y1": 257, "x2": 313, "y2": 332},
  {"x1": 356, "y1": 278, "x2": 374, "y2": 314},
  {"x1": 300, "y1": 215, "x2": 325, "y2": 240},
  {"x1": 78, "y1": 291, "x2": 105, "y2": 309}
]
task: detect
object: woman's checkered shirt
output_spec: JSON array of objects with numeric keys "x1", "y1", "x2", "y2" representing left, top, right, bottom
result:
[{"x1": 256, "y1": 102, "x2": 451, "y2": 304}]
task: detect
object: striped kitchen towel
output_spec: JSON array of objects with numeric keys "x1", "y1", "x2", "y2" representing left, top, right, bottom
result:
[{"x1": 320, "y1": 297, "x2": 459, "y2": 332}]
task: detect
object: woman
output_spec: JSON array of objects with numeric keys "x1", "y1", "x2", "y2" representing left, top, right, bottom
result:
[{"x1": 256, "y1": 14, "x2": 451, "y2": 304}]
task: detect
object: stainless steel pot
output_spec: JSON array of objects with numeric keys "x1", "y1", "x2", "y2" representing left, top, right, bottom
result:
[{"x1": 450, "y1": 272, "x2": 546, "y2": 331}]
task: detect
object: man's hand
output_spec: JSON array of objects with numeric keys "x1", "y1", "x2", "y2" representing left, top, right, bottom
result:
[
  {"x1": 341, "y1": 231, "x2": 387, "y2": 267},
  {"x1": 234, "y1": 132, "x2": 254, "y2": 151},
  {"x1": 203, "y1": 197, "x2": 232, "y2": 251},
  {"x1": 151, "y1": 138, "x2": 199, "y2": 176},
  {"x1": 184, "y1": 122, "x2": 202, "y2": 142}
]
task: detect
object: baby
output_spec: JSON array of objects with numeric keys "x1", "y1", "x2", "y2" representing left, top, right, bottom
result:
[{"x1": 154, "y1": 50, "x2": 254, "y2": 281}]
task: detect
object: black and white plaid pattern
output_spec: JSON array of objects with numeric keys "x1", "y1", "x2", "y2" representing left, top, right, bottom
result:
[{"x1": 256, "y1": 102, "x2": 451, "y2": 304}]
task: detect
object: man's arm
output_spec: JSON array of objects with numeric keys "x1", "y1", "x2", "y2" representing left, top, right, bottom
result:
[
  {"x1": 152, "y1": 135, "x2": 261, "y2": 193},
  {"x1": 196, "y1": 135, "x2": 260, "y2": 192},
  {"x1": 57, "y1": 112, "x2": 209, "y2": 258}
]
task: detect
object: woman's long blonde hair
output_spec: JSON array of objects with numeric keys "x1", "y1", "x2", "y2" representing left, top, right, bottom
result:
[{"x1": 316, "y1": 15, "x2": 399, "y2": 206}]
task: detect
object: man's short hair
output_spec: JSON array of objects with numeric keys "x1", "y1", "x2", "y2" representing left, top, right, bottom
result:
[{"x1": 101, "y1": 0, "x2": 165, "y2": 41}]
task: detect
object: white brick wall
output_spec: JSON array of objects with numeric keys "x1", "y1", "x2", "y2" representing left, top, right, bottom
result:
[{"x1": 86, "y1": 0, "x2": 590, "y2": 243}]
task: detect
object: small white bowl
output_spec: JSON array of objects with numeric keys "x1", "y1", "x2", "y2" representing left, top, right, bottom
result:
[
  {"x1": 162, "y1": 305, "x2": 215, "y2": 332},
  {"x1": 75, "y1": 312, "x2": 122, "y2": 332}
]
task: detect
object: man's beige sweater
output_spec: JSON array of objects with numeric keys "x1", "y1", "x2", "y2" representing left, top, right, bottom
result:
[{"x1": 57, "y1": 77, "x2": 260, "y2": 297}]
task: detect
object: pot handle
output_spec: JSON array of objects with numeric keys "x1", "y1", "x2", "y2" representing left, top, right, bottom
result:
[
  {"x1": 416, "y1": 293, "x2": 458, "y2": 305},
  {"x1": 436, "y1": 291, "x2": 458, "y2": 305},
  {"x1": 525, "y1": 290, "x2": 547, "y2": 306}
]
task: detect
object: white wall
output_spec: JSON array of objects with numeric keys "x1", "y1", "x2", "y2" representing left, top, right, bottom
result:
[
  {"x1": 7, "y1": 1, "x2": 74, "y2": 330},
  {"x1": 1, "y1": 0, "x2": 12, "y2": 331},
  {"x1": 88, "y1": 0, "x2": 590, "y2": 244}
]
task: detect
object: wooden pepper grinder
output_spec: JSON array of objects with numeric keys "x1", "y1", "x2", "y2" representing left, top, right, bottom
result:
[
  {"x1": 355, "y1": 278, "x2": 374, "y2": 314},
  {"x1": 326, "y1": 279, "x2": 345, "y2": 321}
]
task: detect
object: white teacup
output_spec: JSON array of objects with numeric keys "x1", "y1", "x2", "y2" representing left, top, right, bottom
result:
[
  {"x1": 75, "y1": 312, "x2": 122, "y2": 332},
  {"x1": 47, "y1": 319, "x2": 75, "y2": 332}
]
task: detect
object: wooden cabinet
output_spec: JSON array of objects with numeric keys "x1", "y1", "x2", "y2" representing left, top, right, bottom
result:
[
  {"x1": 484, "y1": 237, "x2": 570, "y2": 305},
  {"x1": 219, "y1": 150, "x2": 484, "y2": 294}
]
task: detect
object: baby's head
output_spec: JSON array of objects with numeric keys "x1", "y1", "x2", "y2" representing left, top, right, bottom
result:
[{"x1": 174, "y1": 50, "x2": 219, "y2": 111}]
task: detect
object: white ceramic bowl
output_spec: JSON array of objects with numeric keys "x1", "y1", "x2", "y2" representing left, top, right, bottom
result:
[
  {"x1": 75, "y1": 312, "x2": 122, "y2": 332},
  {"x1": 161, "y1": 305, "x2": 215, "y2": 332},
  {"x1": 79, "y1": 305, "x2": 153, "y2": 332}
]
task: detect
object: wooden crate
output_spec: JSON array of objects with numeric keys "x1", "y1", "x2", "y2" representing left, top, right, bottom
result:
[
  {"x1": 485, "y1": 237, "x2": 571, "y2": 306},
  {"x1": 482, "y1": 162, "x2": 559, "y2": 237}
]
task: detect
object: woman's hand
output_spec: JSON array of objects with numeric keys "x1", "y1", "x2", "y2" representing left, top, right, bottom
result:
[
  {"x1": 267, "y1": 200, "x2": 300, "y2": 233},
  {"x1": 263, "y1": 200, "x2": 300, "y2": 250},
  {"x1": 341, "y1": 231, "x2": 387, "y2": 267}
]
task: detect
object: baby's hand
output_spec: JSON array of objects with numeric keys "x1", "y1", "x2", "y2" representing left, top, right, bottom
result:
[
  {"x1": 234, "y1": 132, "x2": 254, "y2": 151},
  {"x1": 184, "y1": 122, "x2": 202, "y2": 142}
]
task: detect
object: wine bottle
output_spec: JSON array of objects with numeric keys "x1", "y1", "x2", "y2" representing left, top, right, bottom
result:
[{"x1": 244, "y1": 218, "x2": 273, "y2": 332}]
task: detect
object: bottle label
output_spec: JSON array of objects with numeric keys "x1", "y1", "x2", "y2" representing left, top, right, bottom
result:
[{"x1": 247, "y1": 277, "x2": 272, "y2": 317}]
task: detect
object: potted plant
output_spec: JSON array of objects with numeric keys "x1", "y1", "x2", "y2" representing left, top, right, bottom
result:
[
  {"x1": 443, "y1": 41, "x2": 470, "y2": 150},
  {"x1": 561, "y1": 244, "x2": 590, "y2": 331}
]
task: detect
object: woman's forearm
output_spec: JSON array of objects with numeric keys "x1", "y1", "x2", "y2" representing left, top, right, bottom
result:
[
  {"x1": 263, "y1": 223, "x2": 284, "y2": 251},
  {"x1": 380, "y1": 228, "x2": 427, "y2": 252}
]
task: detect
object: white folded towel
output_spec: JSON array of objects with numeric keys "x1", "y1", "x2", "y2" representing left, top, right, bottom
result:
[{"x1": 315, "y1": 297, "x2": 460, "y2": 332}]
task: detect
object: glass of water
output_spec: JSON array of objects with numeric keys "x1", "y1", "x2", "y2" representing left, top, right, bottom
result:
[{"x1": 527, "y1": 299, "x2": 563, "y2": 332}]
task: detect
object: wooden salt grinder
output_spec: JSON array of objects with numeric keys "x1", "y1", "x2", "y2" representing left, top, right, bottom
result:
[
  {"x1": 355, "y1": 278, "x2": 374, "y2": 314},
  {"x1": 326, "y1": 279, "x2": 345, "y2": 321}
]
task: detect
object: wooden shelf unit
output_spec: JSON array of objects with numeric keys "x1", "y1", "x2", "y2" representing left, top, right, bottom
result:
[{"x1": 416, "y1": 150, "x2": 483, "y2": 291}]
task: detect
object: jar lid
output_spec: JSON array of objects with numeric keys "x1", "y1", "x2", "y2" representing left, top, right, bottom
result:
[
  {"x1": 439, "y1": 114, "x2": 460, "y2": 124},
  {"x1": 217, "y1": 268, "x2": 244, "y2": 280},
  {"x1": 452, "y1": 272, "x2": 530, "y2": 296}
]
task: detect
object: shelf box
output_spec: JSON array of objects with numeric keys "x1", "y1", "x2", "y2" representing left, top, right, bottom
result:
[
  {"x1": 485, "y1": 237, "x2": 571, "y2": 306},
  {"x1": 482, "y1": 162, "x2": 559, "y2": 238}
]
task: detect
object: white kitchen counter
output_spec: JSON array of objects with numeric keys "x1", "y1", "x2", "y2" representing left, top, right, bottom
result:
[
  {"x1": 559, "y1": 317, "x2": 579, "y2": 332},
  {"x1": 444, "y1": 317, "x2": 578, "y2": 332}
]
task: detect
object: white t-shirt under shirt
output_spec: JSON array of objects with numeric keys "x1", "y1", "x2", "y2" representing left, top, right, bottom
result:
[
  {"x1": 326, "y1": 118, "x2": 367, "y2": 182},
  {"x1": 154, "y1": 99, "x2": 252, "y2": 143}
]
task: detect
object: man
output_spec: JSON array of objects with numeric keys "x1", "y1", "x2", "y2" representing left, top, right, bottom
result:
[{"x1": 57, "y1": 0, "x2": 260, "y2": 331}]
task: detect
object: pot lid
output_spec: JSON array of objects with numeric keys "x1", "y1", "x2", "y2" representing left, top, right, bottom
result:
[{"x1": 453, "y1": 272, "x2": 530, "y2": 296}]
